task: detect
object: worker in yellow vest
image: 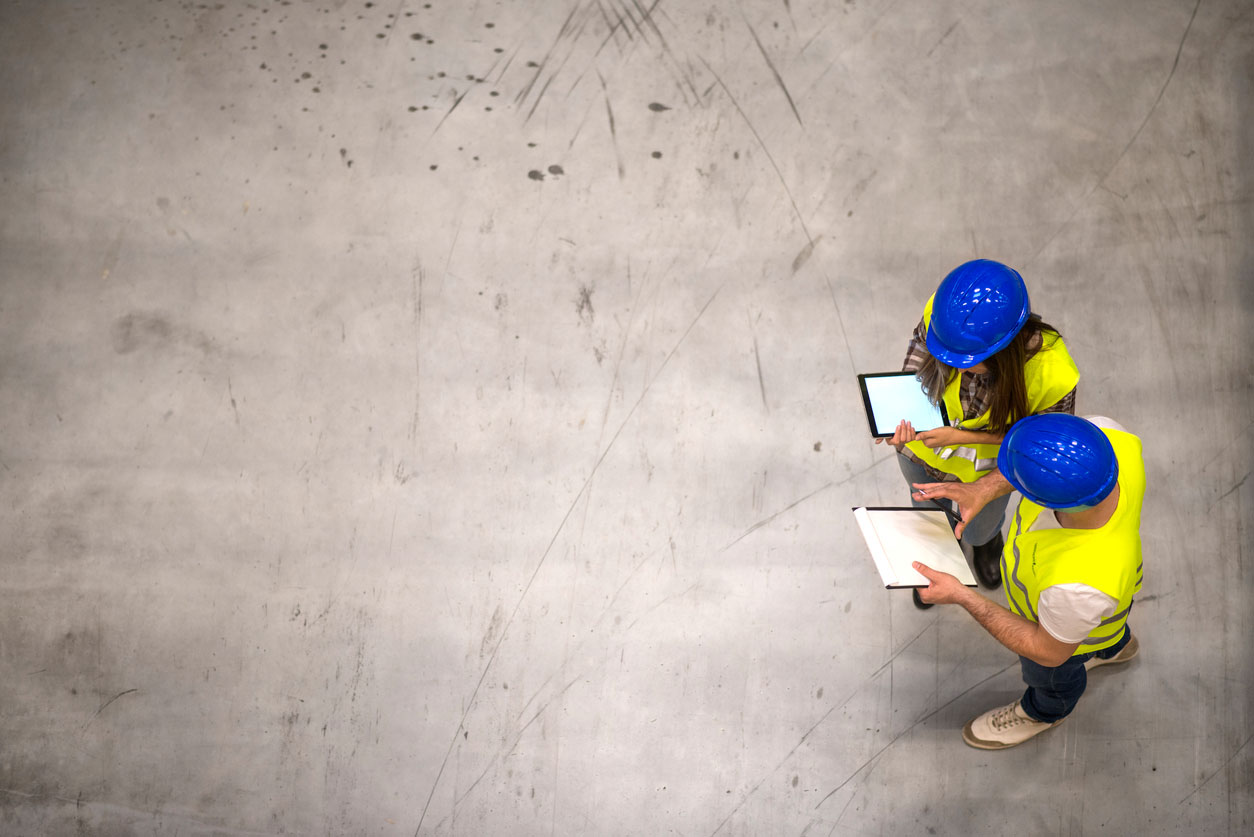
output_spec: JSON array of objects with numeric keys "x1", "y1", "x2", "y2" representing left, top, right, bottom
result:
[
  {"x1": 876, "y1": 260, "x2": 1079, "y2": 610},
  {"x1": 910, "y1": 414, "x2": 1143, "y2": 749}
]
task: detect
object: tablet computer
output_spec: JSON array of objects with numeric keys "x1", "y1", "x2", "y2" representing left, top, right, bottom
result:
[{"x1": 857, "y1": 372, "x2": 949, "y2": 438}]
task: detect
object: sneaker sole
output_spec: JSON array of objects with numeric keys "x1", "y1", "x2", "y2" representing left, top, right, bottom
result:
[
  {"x1": 961, "y1": 717, "x2": 1063, "y2": 750},
  {"x1": 1085, "y1": 634, "x2": 1139, "y2": 671}
]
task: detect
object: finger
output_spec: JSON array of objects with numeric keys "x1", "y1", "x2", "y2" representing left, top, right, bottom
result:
[
  {"x1": 910, "y1": 482, "x2": 948, "y2": 500},
  {"x1": 911, "y1": 561, "x2": 936, "y2": 581}
]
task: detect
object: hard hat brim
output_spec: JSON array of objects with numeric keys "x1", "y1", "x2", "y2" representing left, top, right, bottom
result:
[{"x1": 924, "y1": 307, "x2": 1026, "y2": 368}]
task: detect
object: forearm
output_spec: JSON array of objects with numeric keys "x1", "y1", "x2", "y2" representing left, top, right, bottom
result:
[
  {"x1": 955, "y1": 588, "x2": 1069, "y2": 667},
  {"x1": 972, "y1": 468, "x2": 1014, "y2": 502},
  {"x1": 947, "y1": 428, "x2": 1004, "y2": 445}
]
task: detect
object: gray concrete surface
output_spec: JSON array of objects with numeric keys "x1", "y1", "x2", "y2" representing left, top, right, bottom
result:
[{"x1": 1, "y1": 0, "x2": 1251, "y2": 834}]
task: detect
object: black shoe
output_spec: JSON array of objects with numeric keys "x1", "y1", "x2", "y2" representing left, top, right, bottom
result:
[
  {"x1": 912, "y1": 588, "x2": 934, "y2": 610},
  {"x1": 972, "y1": 533, "x2": 1003, "y2": 589}
]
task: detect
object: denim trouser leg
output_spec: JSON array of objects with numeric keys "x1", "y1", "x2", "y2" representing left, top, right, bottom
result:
[
  {"x1": 896, "y1": 453, "x2": 1010, "y2": 547},
  {"x1": 1018, "y1": 626, "x2": 1133, "y2": 722}
]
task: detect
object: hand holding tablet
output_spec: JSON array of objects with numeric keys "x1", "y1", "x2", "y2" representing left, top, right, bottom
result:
[{"x1": 857, "y1": 372, "x2": 949, "y2": 438}]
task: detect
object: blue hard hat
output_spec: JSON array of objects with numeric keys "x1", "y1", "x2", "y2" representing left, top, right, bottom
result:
[
  {"x1": 998, "y1": 414, "x2": 1119, "y2": 509},
  {"x1": 925, "y1": 259, "x2": 1031, "y2": 368}
]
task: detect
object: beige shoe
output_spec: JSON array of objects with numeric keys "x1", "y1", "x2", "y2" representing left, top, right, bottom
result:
[
  {"x1": 962, "y1": 700, "x2": 1062, "y2": 750},
  {"x1": 1085, "y1": 632, "x2": 1139, "y2": 671}
]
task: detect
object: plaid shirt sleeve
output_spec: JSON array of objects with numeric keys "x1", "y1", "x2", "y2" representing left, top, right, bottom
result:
[
  {"x1": 1038, "y1": 387, "x2": 1077, "y2": 415},
  {"x1": 901, "y1": 317, "x2": 930, "y2": 372}
]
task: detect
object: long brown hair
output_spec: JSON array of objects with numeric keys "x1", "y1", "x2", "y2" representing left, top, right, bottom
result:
[{"x1": 917, "y1": 315, "x2": 1060, "y2": 433}]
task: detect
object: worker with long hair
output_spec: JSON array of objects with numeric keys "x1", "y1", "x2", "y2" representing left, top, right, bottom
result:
[{"x1": 877, "y1": 259, "x2": 1080, "y2": 609}]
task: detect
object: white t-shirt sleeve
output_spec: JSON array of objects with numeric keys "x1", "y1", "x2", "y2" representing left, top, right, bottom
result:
[
  {"x1": 1037, "y1": 583, "x2": 1120, "y2": 645},
  {"x1": 1083, "y1": 415, "x2": 1128, "y2": 433}
]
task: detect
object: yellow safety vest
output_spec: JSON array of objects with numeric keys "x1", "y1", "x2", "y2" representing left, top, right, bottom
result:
[
  {"x1": 1001, "y1": 428, "x2": 1145, "y2": 655},
  {"x1": 904, "y1": 295, "x2": 1080, "y2": 482}
]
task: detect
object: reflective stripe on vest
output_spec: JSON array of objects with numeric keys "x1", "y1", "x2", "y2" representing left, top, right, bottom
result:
[
  {"x1": 934, "y1": 443, "x2": 999, "y2": 474},
  {"x1": 1002, "y1": 502, "x2": 1038, "y2": 622},
  {"x1": 1000, "y1": 428, "x2": 1146, "y2": 655},
  {"x1": 905, "y1": 295, "x2": 1080, "y2": 482}
]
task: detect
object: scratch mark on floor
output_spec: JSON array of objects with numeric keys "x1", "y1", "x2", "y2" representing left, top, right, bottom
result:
[
  {"x1": 644, "y1": 0, "x2": 703, "y2": 104},
  {"x1": 226, "y1": 376, "x2": 240, "y2": 426},
  {"x1": 1178, "y1": 729, "x2": 1254, "y2": 805},
  {"x1": 628, "y1": 0, "x2": 663, "y2": 40},
  {"x1": 752, "y1": 333, "x2": 768, "y2": 412},
  {"x1": 722, "y1": 481, "x2": 832, "y2": 552},
  {"x1": 525, "y1": 73, "x2": 558, "y2": 123},
  {"x1": 82, "y1": 689, "x2": 138, "y2": 732},
  {"x1": 445, "y1": 674, "x2": 585, "y2": 822},
  {"x1": 1026, "y1": 0, "x2": 1200, "y2": 268},
  {"x1": 413, "y1": 283, "x2": 724, "y2": 836},
  {"x1": 437, "y1": 550, "x2": 668, "y2": 829},
  {"x1": 1101, "y1": 0, "x2": 1200, "y2": 188},
  {"x1": 712, "y1": 619, "x2": 941, "y2": 830},
  {"x1": 867, "y1": 621, "x2": 935, "y2": 681},
  {"x1": 516, "y1": 3, "x2": 582, "y2": 106},
  {"x1": 595, "y1": 0, "x2": 628, "y2": 51},
  {"x1": 711, "y1": 660, "x2": 899, "y2": 836},
  {"x1": 606, "y1": 0, "x2": 633, "y2": 43},
  {"x1": 723, "y1": 453, "x2": 889, "y2": 552},
  {"x1": 791, "y1": 236, "x2": 820, "y2": 275},
  {"x1": 601, "y1": 261, "x2": 644, "y2": 432},
  {"x1": 1139, "y1": 275, "x2": 1186, "y2": 399},
  {"x1": 815, "y1": 661, "x2": 1018, "y2": 811},
  {"x1": 797, "y1": 19, "x2": 832, "y2": 59},
  {"x1": 782, "y1": 0, "x2": 796, "y2": 31},
  {"x1": 430, "y1": 88, "x2": 470, "y2": 137},
  {"x1": 309, "y1": 526, "x2": 358, "y2": 627},
  {"x1": 493, "y1": 45, "x2": 521, "y2": 84},
  {"x1": 1209, "y1": 471, "x2": 1248, "y2": 510},
  {"x1": 587, "y1": 0, "x2": 698, "y2": 106},
  {"x1": 198, "y1": 426, "x2": 215, "y2": 463},
  {"x1": 597, "y1": 70, "x2": 626, "y2": 179},
  {"x1": 511, "y1": 550, "x2": 654, "y2": 729},
  {"x1": 698, "y1": 55, "x2": 813, "y2": 244},
  {"x1": 616, "y1": 0, "x2": 645, "y2": 42},
  {"x1": 926, "y1": 20, "x2": 960, "y2": 58},
  {"x1": 444, "y1": 218, "x2": 463, "y2": 279},
  {"x1": 381, "y1": 0, "x2": 410, "y2": 48},
  {"x1": 742, "y1": 10, "x2": 803, "y2": 126},
  {"x1": 521, "y1": 3, "x2": 594, "y2": 122},
  {"x1": 1196, "y1": 419, "x2": 1254, "y2": 477},
  {"x1": 623, "y1": 582, "x2": 700, "y2": 633},
  {"x1": 822, "y1": 269, "x2": 866, "y2": 461}
]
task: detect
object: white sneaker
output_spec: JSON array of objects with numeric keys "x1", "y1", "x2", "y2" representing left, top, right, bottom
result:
[
  {"x1": 962, "y1": 700, "x2": 1062, "y2": 750},
  {"x1": 1085, "y1": 632, "x2": 1139, "y2": 671}
]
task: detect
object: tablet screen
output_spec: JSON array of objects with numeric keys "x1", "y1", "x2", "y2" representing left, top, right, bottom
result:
[{"x1": 857, "y1": 373, "x2": 948, "y2": 437}]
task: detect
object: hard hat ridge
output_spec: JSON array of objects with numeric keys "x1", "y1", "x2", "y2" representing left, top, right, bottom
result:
[
  {"x1": 998, "y1": 415, "x2": 1119, "y2": 509},
  {"x1": 925, "y1": 259, "x2": 1031, "y2": 368}
]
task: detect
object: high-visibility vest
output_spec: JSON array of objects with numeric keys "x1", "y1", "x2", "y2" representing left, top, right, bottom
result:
[
  {"x1": 904, "y1": 295, "x2": 1080, "y2": 482},
  {"x1": 1001, "y1": 428, "x2": 1146, "y2": 655}
]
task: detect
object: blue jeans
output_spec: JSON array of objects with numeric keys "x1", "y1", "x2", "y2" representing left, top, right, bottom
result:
[
  {"x1": 1018, "y1": 626, "x2": 1133, "y2": 722},
  {"x1": 895, "y1": 453, "x2": 1010, "y2": 547}
]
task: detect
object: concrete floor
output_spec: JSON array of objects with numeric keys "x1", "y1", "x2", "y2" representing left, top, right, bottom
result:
[{"x1": 1, "y1": 0, "x2": 1251, "y2": 834}]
